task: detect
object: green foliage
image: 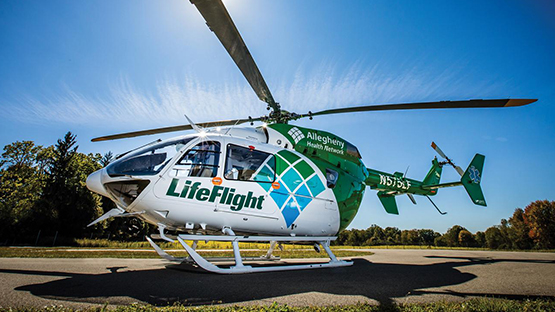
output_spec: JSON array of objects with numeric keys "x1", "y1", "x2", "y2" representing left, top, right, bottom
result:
[
  {"x1": 479, "y1": 202, "x2": 555, "y2": 250},
  {"x1": 524, "y1": 200, "x2": 555, "y2": 249},
  {"x1": 474, "y1": 231, "x2": 486, "y2": 247},
  {"x1": 508, "y1": 208, "x2": 533, "y2": 249},
  {"x1": 0, "y1": 133, "x2": 128, "y2": 245},
  {"x1": 485, "y1": 226, "x2": 508, "y2": 249},
  {"x1": 418, "y1": 229, "x2": 440, "y2": 246},
  {"x1": 335, "y1": 203, "x2": 553, "y2": 251},
  {"x1": 383, "y1": 227, "x2": 401, "y2": 245},
  {"x1": 443, "y1": 225, "x2": 468, "y2": 247},
  {"x1": 434, "y1": 235, "x2": 447, "y2": 247},
  {"x1": 458, "y1": 230, "x2": 475, "y2": 247},
  {"x1": 34, "y1": 132, "x2": 103, "y2": 238},
  {"x1": 0, "y1": 141, "x2": 47, "y2": 238},
  {"x1": 335, "y1": 225, "x2": 439, "y2": 247},
  {"x1": 337, "y1": 204, "x2": 555, "y2": 250}
]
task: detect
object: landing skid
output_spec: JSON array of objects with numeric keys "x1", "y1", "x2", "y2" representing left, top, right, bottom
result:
[{"x1": 147, "y1": 232, "x2": 353, "y2": 274}]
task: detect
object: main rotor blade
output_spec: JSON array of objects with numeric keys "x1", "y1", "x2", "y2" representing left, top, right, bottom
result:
[
  {"x1": 191, "y1": 0, "x2": 279, "y2": 112},
  {"x1": 309, "y1": 99, "x2": 537, "y2": 117},
  {"x1": 91, "y1": 118, "x2": 260, "y2": 142}
]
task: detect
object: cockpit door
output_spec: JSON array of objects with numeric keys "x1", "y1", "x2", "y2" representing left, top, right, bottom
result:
[
  {"x1": 153, "y1": 140, "x2": 223, "y2": 207},
  {"x1": 169, "y1": 140, "x2": 221, "y2": 178},
  {"x1": 217, "y1": 140, "x2": 279, "y2": 218}
]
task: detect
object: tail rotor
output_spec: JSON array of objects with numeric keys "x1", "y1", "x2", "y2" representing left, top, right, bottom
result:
[{"x1": 431, "y1": 142, "x2": 464, "y2": 176}]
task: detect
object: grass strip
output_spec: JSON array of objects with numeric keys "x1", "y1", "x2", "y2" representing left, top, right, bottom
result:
[
  {"x1": 0, "y1": 247, "x2": 372, "y2": 259},
  {"x1": 1, "y1": 298, "x2": 555, "y2": 311},
  {"x1": 47, "y1": 239, "x2": 554, "y2": 252}
]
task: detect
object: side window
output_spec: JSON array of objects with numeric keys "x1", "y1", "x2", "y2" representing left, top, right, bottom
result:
[
  {"x1": 106, "y1": 137, "x2": 194, "y2": 177},
  {"x1": 224, "y1": 144, "x2": 275, "y2": 182},
  {"x1": 172, "y1": 141, "x2": 220, "y2": 178}
]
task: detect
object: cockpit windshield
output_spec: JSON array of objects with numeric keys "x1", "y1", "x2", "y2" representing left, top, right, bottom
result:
[{"x1": 106, "y1": 137, "x2": 195, "y2": 177}]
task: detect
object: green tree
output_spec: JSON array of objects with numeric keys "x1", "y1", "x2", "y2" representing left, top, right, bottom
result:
[
  {"x1": 366, "y1": 224, "x2": 386, "y2": 245},
  {"x1": 335, "y1": 229, "x2": 349, "y2": 245},
  {"x1": 345, "y1": 229, "x2": 364, "y2": 246},
  {"x1": 484, "y1": 226, "x2": 510, "y2": 249},
  {"x1": 443, "y1": 225, "x2": 467, "y2": 247},
  {"x1": 383, "y1": 227, "x2": 401, "y2": 245},
  {"x1": 401, "y1": 229, "x2": 420, "y2": 245},
  {"x1": 434, "y1": 235, "x2": 447, "y2": 247},
  {"x1": 0, "y1": 141, "x2": 45, "y2": 238},
  {"x1": 508, "y1": 208, "x2": 533, "y2": 249},
  {"x1": 499, "y1": 219, "x2": 512, "y2": 247},
  {"x1": 99, "y1": 151, "x2": 113, "y2": 167},
  {"x1": 524, "y1": 200, "x2": 555, "y2": 249},
  {"x1": 458, "y1": 229, "x2": 475, "y2": 247},
  {"x1": 36, "y1": 132, "x2": 103, "y2": 238},
  {"x1": 419, "y1": 229, "x2": 440, "y2": 246},
  {"x1": 474, "y1": 231, "x2": 486, "y2": 248}
]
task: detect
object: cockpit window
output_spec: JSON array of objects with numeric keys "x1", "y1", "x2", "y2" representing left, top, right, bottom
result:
[
  {"x1": 106, "y1": 137, "x2": 194, "y2": 177},
  {"x1": 173, "y1": 141, "x2": 221, "y2": 178},
  {"x1": 224, "y1": 144, "x2": 275, "y2": 182},
  {"x1": 346, "y1": 141, "x2": 362, "y2": 159}
]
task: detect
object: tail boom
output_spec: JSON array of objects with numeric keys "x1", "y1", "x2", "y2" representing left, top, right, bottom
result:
[{"x1": 365, "y1": 152, "x2": 487, "y2": 215}]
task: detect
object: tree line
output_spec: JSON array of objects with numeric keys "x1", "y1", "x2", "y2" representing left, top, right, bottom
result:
[
  {"x1": 0, "y1": 132, "x2": 153, "y2": 246},
  {"x1": 0, "y1": 133, "x2": 554, "y2": 249},
  {"x1": 335, "y1": 200, "x2": 555, "y2": 250}
]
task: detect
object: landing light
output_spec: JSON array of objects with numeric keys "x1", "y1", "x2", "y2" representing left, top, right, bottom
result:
[
  {"x1": 199, "y1": 130, "x2": 207, "y2": 138},
  {"x1": 262, "y1": 122, "x2": 267, "y2": 128},
  {"x1": 216, "y1": 127, "x2": 222, "y2": 132}
]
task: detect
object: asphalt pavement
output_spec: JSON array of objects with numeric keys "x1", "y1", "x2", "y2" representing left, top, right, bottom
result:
[{"x1": 0, "y1": 249, "x2": 554, "y2": 308}]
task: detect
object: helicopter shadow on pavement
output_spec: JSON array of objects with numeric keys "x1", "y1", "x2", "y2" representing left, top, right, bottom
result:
[{"x1": 7, "y1": 256, "x2": 555, "y2": 306}]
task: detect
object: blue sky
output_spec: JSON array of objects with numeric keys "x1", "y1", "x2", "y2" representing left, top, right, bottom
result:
[{"x1": 1, "y1": 0, "x2": 554, "y2": 233}]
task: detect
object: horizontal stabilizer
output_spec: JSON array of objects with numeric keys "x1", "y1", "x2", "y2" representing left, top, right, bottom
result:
[
  {"x1": 87, "y1": 208, "x2": 126, "y2": 227},
  {"x1": 378, "y1": 192, "x2": 399, "y2": 215},
  {"x1": 87, "y1": 207, "x2": 145, "y2": 227}
]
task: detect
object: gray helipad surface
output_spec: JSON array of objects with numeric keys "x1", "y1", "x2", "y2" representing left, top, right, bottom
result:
[{"x1": 0, "y1": 249, "x2": 554, "y2": 308}]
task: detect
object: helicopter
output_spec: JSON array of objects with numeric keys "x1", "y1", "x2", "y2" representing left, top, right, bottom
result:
[{"x1": 85, "y1": 0, "x2": 536, "y2": 274}]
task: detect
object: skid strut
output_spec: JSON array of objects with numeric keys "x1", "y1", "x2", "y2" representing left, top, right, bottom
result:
[{"x1": 148, "y1": 232, "x2": 352, "y2": 274}]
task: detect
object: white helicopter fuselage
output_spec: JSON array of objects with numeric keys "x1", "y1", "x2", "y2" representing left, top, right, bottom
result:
[{"x1": 87, "y1": 126, "x2": 342, "y2": 237}]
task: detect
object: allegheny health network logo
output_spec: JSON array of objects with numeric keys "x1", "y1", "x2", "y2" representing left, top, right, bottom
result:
[{"x1": 287, "y1": 127, "x2": 305, "y2": 144}]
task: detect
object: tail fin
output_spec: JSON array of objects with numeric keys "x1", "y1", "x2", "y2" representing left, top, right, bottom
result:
[
  {"x1": 462, "y1": 154, "x2": 486, "y2": 206},
  {"x1": 423, "y1": 157, "x2": 443, "y2": 187}
]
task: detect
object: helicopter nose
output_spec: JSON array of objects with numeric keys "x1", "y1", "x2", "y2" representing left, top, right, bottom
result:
[{"x1": 86, "y1": 169, "x2": 108, "y2": 197}]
